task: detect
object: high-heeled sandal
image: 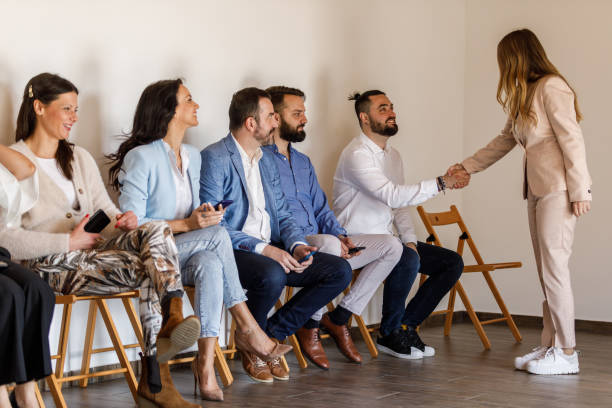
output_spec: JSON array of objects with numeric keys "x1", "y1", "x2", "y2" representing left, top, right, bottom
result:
[
  {"x1": 192, "y1": 354, "x2": 224, "y2": 402},
  {"x1": 234, "y1": 329, "x2": 293, "y2": 362}
]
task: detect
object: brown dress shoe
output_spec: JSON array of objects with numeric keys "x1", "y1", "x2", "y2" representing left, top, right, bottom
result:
[
  {"x1": 295, "y1": 327, "x2": 330, "y2": 370},
  {"x1": 157, "y1": 297, "x2": 201, "y2": 363},
  {"x1": 240, "y1": 350, "x2": 273, "y2": 383},
  {"x1": 137, "y1": 354, "x2": 200, "y2": 408},
  {"x1": 267, "y1": 357, "x2": 290, "y2": 380},
  {"x1": 320, "y1": 313, "x2": 362, "y2": 363}
]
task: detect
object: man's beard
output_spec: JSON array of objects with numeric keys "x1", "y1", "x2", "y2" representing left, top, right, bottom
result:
[
  {"x1": 254, "y1": 125, "x2": 275, "y2": 146},
  {"x1": 370, "y1": 118, "x2": 398, "y2": 136},
  {"x1": 279, "y1": 119, "x2": 306, "y2": 143}
]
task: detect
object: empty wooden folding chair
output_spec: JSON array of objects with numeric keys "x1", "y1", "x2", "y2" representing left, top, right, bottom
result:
[
  {"x1": 417, "y1": 205, "x2": 522, "y2": 349},
  {"x1": 47, "y1": 291, "x2": 143, "y2": 408}
]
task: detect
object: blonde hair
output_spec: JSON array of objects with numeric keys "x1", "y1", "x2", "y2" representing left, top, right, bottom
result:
[{"x1": 496, "y1": 29, "x2": 582, "y2": 124}]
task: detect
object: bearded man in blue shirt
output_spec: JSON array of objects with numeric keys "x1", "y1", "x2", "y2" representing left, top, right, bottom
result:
[{"x1": 263, "y1": 86, "x2": 407, "y2": 369}]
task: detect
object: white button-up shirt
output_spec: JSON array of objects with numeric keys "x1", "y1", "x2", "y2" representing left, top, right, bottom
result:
[
  {"x1": 333, "y1": 133, "x2": 439, "y2": 244},
  {"x1": 231, "y1": 135, "x2": 271, "y2": 254},
  {"x1": 162, "y1": 141, "x2": 193, "y2": 220}
]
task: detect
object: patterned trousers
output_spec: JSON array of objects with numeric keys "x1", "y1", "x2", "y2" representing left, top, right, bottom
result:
[{"x1": 25, "y1": 221, "x2": 183, "y2": 355}]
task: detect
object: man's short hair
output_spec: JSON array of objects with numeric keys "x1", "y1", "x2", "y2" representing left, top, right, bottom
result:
[
  {"x1": 229, "y1": 87, "x2": 271, "y2": 132},
  {"x1": 348, "y1": 90, "x2": 386, "y2": 125},
  {"x1": 266, "y1": 86, "x2": 305, "y2": 113}
]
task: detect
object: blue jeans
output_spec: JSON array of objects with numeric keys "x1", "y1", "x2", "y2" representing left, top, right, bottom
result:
[
  {"x1": 175, "y1": 225, "x2": 247, "y2": 337},
  {"x1": 380, "y1": 242, "x2": 463, "y2": 336},
  {"x1": 234, "y1": 250, "x2": 352, "y2": 340}
]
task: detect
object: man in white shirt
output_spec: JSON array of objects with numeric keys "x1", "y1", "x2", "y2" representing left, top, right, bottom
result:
[
  {"x1": 200, "y1": 87, "x2": 352, "y2": 382},
  {"x1": 333, "y1": 90, "x2": 467, "y2": 359}
]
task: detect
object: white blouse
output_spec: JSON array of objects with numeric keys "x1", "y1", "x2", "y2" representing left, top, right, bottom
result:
[{"x1": 0, "y1": 163, "x2": 38, "y2": 229}]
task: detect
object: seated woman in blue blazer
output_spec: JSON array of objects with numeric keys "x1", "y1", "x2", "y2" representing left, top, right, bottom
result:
[{"x1": 108, "y1": 79, "x2": 290, "y2": 401}]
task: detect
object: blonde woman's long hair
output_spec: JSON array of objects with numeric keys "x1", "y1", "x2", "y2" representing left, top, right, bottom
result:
[{"x1": 497, "y1": 28, "x2": 582, "y2": 124}]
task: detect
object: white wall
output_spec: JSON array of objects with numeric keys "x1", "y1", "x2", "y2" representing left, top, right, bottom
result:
[
  {"x1": 0, "y1": 0, "x2": 465, "y2": 371},
  {"x1": 462, "y1": 0, "x2": 611, "y2": 322}
]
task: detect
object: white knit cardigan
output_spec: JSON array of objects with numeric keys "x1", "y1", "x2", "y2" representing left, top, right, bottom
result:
[{"x1": 0, "y1": 141, "x2": 121, "y2": 260}]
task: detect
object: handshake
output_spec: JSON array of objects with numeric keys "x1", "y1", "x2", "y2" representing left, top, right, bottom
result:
[{"x1": 442, "y1": 163, "x2": 471, "y2": 190}]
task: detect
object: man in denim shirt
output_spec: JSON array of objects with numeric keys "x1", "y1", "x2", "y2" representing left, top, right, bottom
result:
[{"x1": 263, "y1": 86, "x2": 405, "y2": 369}]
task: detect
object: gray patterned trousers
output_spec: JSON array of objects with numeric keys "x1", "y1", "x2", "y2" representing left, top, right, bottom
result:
[{"x1": 25, "y1": 221, "x2": 183, "y2": 356}]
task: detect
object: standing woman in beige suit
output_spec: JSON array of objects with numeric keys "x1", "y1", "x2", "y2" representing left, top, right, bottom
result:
[{"x1": 449, "y1": 29, "x2": 592, "y2": 375}]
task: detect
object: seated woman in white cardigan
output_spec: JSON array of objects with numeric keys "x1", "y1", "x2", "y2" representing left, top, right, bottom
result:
[
  {"x1": 107, "y1": 79, "x2": 291, "y2": 401},
  {"x1": 0, "y1": 73, "x2": 203, "y2": 408},
  {"x1": 0, "y1": 145, "x2": 55, "y2": 408}
]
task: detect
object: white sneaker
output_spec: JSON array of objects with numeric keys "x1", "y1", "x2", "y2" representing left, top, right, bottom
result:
[
  {"x1": 514, "y1": 346, "x2": 548, "y2": 370},
  {"x1": 526, "y1": 347, "x2": 579, "y2": 375}
]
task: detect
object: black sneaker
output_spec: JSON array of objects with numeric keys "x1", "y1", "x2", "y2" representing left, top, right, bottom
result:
[
  {"x1": 404, "y1": 326, "x2": 435, "y2": 357},
  {"x1": 376, "y1": 328, "x2": 424, "y2": 360}
]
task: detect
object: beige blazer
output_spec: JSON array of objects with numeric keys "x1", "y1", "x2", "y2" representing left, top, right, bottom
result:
[{"x1": 462, "y1": 75, "x2": 592, "y2": 202}]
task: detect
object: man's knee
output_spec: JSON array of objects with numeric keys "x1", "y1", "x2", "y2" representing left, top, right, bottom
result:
[
  {"x1": 308, "y1": 234, "x2": 342, "y2": 257},
  {"x1": 446, "y1": 251, "x2": 464, "y2": 282},
  {"x1": 382, "y1": 235, "x2": 404, "y2": 263}
]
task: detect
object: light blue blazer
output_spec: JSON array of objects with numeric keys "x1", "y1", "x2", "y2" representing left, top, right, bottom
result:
[
  {"x1": 199, "y1": 134, "x2": 305, "y2": 252},
  {"x1": 118, "y1": 139, "x2": 200, "y2": 225}
]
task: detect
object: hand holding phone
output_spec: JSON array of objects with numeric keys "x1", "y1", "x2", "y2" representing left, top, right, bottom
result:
[
  {"x1": 348, "y1": 246, "x2": 366, "y2": 255},
  {"x1": 298, "y1": 249, "x2": 318, "y2": 263},
  {"x1": 213, "y1": 200, "x2": 233, "y2": 209},
  {"x1": 84, "y1": 209, "x2": 111, "y2": 233}
]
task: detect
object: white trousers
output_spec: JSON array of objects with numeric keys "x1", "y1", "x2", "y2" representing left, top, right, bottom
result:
[{"x1": 306, "y1": 234, "x2": 403, "y2": 321}]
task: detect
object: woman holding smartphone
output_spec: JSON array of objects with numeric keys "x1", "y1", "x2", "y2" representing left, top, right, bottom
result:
[
  {"x1": 108, "y1": 79, "x2": 290, "y2": 401},
  {"x1": 0, "y1": 73, "x2": 202, "y2": 408},
  {"x1": 449, "y1": 29, "x2": 591, "y2": 375},
  {"x1": 0, "y1": 145, "x2": 55, "y2": 408}
]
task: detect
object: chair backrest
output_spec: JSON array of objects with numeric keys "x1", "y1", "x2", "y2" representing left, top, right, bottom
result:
[{"x1": 416, "y1": 205, "x2": 487, "y2": 266}]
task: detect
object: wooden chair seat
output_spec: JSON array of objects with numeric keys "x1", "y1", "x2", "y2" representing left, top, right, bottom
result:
[{"x1": 417, "y1": 205, "x2": 523, "y2": 349}]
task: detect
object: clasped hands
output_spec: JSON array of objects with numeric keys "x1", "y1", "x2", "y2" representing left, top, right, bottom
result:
[{"x1": 444, "y1": 163, "x2": 471, "y2": 189}]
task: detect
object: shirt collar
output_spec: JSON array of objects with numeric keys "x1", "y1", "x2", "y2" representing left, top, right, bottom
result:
[
  {"x1": 359, "y1": 132, "x2": 391, "y2": 154},
  {"x1": 231, "y1": 134, "x2": 263, "y2": 165},
  {"x1": 162, "y1": 140, "x2": 189, "y2": 176}
]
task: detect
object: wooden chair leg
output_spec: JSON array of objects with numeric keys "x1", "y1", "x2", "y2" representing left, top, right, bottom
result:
[
  {"x1": 34, "y1": 383, "x2": 45, "y2": 408},
  {"x1": 454, "y1": 281, "x2": 491, "y2": 349},
  {"x1": 79, "y1": 301, "x2": 98, "y2": 388},
  {"x1": 482, "y1": 271, "x2": 522, "y2": 343},
  {"x1": 443, "y1": 286, "x2": 457, "y2": 336},
  {"x1": 46, "y1": 374, "x2": 66, "y2": 408},
  {"x1": 227, "y1": 319, "x2": 237, "y2": 360},
  {"x1": 55, "y1": 303, "x2": 73, "y2": 389},
  {"x1": 96, "y1": 299, "x2": 139, "y2": 402},
  {"x1": 122, "y1": 297, "x2": 145, "y2": 350},
  {"x1": 214, "y1": 341, "x2": 234, "y2": 386},
  {"x1": 287, "y1": 334, "x2": 307, "y2": 369},
  {"x1": 354, "y1": 314, "x2": 378, "y2": 358}
]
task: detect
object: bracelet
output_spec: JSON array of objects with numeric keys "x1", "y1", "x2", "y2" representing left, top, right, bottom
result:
[{"x1": 437, "y1": 176, "x2": 446, "y2": 192}]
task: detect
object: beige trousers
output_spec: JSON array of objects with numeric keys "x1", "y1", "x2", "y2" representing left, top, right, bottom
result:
[{"x1": 527, "y1": 188, "x2": 577, "y2": 348}]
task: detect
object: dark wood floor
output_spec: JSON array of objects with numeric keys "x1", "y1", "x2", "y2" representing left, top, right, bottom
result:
[{"x1": 42, "y1": 323, "x2": 612, "y2": 407}]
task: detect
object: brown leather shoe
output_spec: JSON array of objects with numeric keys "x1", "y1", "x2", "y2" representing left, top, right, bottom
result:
[
  {"x1": 267, "y1": 357, "x2": 290, "y2": 380},
  {"x1": 137, "y1": 353, "x2": 200, "y2": 408},
  {"x1": 295, "y1": 327, "x2": 330, "y2": 370},
  {"x1": 157, "y1": 297, "x2": 200, "y2": 363},
  {"x1": 240, "y1": 350, "x2": 273, "y2": 383},
  {"x1": 320, "y1": 313, "x2": 362, "y2": 363}
]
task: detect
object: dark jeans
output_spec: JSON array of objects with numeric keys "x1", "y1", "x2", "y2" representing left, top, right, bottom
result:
[
  {"x1": 234, "y1": 249, "x2": 352, "y2": 340},
  {"x1": 0, "y1": 247, "x2": 55, "y2": 385},
  {"x1": 379, "y1": 242, "x2": 463, "y2": 336}
]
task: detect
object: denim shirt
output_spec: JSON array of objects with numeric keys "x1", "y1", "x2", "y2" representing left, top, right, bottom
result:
[{"x1": 263, "y1": 143, "x2": 346, "y2": 237}]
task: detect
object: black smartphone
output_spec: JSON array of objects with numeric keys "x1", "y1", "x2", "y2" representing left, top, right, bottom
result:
[
  {"x1": 348, "y1": 246, "x2": 366, "y2": 255},
  {"x1": 298, "y1": 250, "x2": 319, "y2": 263},
  {"x1": 84, "y1": 209, "x2": 111, "y2": 233},
  {"x1": 213, "y1": 200, "x2": 234, "y2": 209}
]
